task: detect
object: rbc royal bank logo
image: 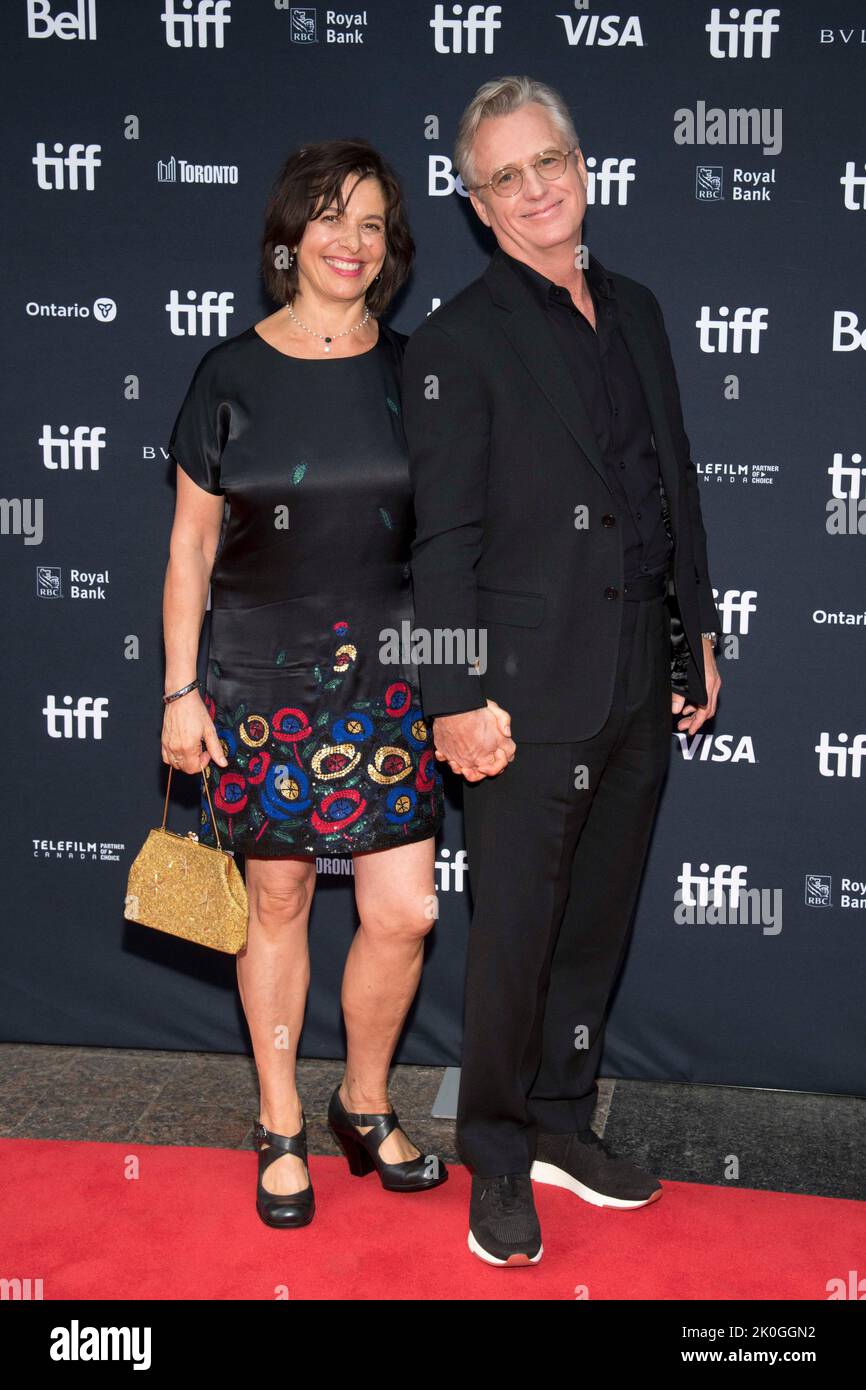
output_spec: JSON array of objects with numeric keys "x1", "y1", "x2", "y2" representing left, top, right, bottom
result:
[
  {"x1": 291, "y1": 8, "x2": 317, "y2": 43},
  {"x1": 37, "y1": 566, "x2": 62, "y2": 599},
  {"x1": 805, "y1": 874, "x2": 832, "y2": 907},
  {"x1": 696, "y1": 165, "x2": 724, "y2": 200}
]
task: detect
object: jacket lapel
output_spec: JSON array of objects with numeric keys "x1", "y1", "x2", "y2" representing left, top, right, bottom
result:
[
  {"x1": 484, "y1": 247, "x2": 611, "y2": 495},
  {"x1": 483, "y1": 245, "x2": 682, "y2": 527}
]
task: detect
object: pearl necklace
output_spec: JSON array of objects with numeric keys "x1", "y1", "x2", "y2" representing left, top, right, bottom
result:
[{"x1": 285, "y1": 301, "x2": 371, "y2": 353}]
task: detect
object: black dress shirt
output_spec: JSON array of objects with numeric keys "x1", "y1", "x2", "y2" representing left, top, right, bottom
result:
[{"x1": 501, "y1": 248, "x2": 673, "y2": 585}]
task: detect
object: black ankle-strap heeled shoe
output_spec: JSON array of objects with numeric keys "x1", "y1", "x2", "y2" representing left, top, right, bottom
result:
[
  {"x1": 327, "y1": 1086, "x2": 448, "y2": 1193},
  {"x1": 253, "y1": 1115, "x2": 315, "y2": 1228}
]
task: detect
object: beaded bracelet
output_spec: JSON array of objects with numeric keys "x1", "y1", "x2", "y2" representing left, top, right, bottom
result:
[{"x1": 162, "y1": 678, "x2": 201, "y2": 705}]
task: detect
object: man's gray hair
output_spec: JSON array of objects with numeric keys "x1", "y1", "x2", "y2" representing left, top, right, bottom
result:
[{"x1": 454, "y1": 75, "x2": 580, "y2": 191}]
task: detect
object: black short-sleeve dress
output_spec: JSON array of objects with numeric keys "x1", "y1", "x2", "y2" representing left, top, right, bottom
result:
[{"x1": 167, "y1": 320, "x2": 445, "y2": 858}]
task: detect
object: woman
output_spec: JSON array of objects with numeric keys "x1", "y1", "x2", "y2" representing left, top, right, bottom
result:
[{"x1": 161, "y1": 140, "x2": 454, "y2": 1229}]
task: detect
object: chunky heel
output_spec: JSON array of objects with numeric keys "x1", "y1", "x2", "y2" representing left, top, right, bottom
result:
[
  {"x1": 327, "y1": 1085, "x2": 448, "y2": 1193},
  {"x1": 330, "y1": 1125, "x2": 376, "y2": 1176}
]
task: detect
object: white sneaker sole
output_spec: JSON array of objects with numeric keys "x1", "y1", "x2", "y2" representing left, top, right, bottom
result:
[
  {"x1": 530, "y1": 1159, "x2": 662, "y2": 1209},
  {"x1": 468, "y1": 1229, "x2": 543, "y2": 1266}
]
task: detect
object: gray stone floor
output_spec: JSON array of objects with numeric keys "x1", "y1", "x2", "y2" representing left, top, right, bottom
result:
[{"x1": 0, "y1": 1044, "x2": 862, "y2": 1200}]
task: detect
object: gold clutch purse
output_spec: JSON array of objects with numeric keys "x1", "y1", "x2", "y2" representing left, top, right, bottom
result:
[{"x1": 124, "y1": 766, "x2": 248, "y2": 954}]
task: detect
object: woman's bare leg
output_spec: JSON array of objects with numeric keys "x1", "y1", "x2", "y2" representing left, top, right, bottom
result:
[
  {"x1": 340, "y1": 836, "x2": 437, "y2": 1163},
  {"x1": 238, "y1": 854, "x2": 316, "y2": 1194}
]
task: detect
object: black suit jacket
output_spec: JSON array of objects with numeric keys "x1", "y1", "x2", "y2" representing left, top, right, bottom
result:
[{"x1": 401, "y1": 244, "x2": 723, "y2": 742}]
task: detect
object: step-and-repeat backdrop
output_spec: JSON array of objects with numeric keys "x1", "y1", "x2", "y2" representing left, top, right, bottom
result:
[{"x1": 3, "y1": 1, "x2": 864, "y2": 1097}]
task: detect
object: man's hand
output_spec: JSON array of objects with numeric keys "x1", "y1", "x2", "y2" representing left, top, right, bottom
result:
[
  {"x1": 671, "y1": 638, "x2": 722, "y2": 734},
  {"x1": 432, "y1": 699, "x2": 515, "y2": 781}
]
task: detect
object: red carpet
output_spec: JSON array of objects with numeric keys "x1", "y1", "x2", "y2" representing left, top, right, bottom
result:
[{"x1": 3, "y1": 1137, "x2": 863, "y2": 1300}]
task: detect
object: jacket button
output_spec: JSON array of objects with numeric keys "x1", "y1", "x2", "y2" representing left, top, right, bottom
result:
[
  {"x1": 602, "y1": 513, "x2": 616, "y2": 527},
  {"x1": 604, "y1": 586, "x2": 618, "y2": 600}
]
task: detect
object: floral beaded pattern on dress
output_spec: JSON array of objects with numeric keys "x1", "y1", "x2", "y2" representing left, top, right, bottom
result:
[{"x1": 199, "y1": 618, "x2": 444, "y2": 857}]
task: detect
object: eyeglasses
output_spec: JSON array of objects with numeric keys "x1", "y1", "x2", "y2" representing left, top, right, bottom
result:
[{"x1": 473, "y1": 148, "x2": 574, "y2": 197}]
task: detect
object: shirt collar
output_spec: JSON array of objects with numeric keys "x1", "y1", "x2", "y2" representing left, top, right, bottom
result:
[{"x1": 499, "y1": 246, "x2": 615, "y2": 311}]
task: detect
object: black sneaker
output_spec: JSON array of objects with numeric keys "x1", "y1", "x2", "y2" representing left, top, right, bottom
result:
[
  {"x1": 531, "y1": 1128, "x2": 662, "y2": 1209},
  {"x1": 468, "y1": 1173, "x2": 543, "y2": 1266}
]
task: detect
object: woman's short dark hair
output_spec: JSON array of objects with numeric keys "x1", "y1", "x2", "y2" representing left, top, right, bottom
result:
[{"x1": 261, "y1": 139, "x2": 414, "y2": 317}]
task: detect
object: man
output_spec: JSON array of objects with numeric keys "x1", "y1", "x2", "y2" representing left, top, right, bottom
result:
[{"x1": 402, "y1": 77, "x2": 722, "y2": 1267}]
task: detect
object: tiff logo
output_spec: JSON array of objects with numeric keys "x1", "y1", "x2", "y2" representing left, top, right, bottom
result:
[
  {"x1": 430, "y1": 3, "x2": 501, "y2": 53},
  {"x1": 40, "y1": 425, "x2": 106, "y2": 471},
  {"x1": 815, "y1": 732, "x2": 866, "y2": 778},
  {"x1": 706, "y1": 6, "x2": 780, "y2": 58},
  {"x1": 828, "y1": 451, "x2": 866, "y2": 499},
  {"x1": 33, "y1": 141, "x2": 101, "y2": 190},
  {"x1": 678, "y1": 861, "x2": 747, "y2": 906},
  {"x1": 585, "y1": 156, "x2": 636, "y2": 206},
  {"x1": 165, "y1": 290, "x2": 234, "y2": 336},
  {"x1": 676, "y1": 863, "x2": 783, "y2": 934},
  {"x1": 840, "y1": 162, "x2": 866, "y2": 211},
  {"x1": 713, "y1": 589, "x2": 757, "y2": 634},
  {"x1": 696, "y1": 305, "x2": 768, "y2": 352},
  {"x1": 162, "y1": 0, "x2": 231, "y2": 48},
  {"x1": 674, "y1": 865, "x2": 782, "y2": 934},
  {"x1": 435, "y1": 848, "x2": 469, "y2": 892},
  {"x1": 44, "y1": 695, "x2": 109, "y2": 739}
]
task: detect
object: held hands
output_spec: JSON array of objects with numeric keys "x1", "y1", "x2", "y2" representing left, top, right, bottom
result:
[
  {"x1": 671, "y1": 637, "x2": 722, "y2": 735},
  {"x1": 432, "y1": 698, "x2": 516, "y2": 782},
  {"x1": 161, "y1": 691, "x2": 229, "y2": 775}
]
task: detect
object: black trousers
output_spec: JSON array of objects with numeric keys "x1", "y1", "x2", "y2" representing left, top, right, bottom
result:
[{"x1": 457, "y1": 580, "x2": 672, "y2": 1176}]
